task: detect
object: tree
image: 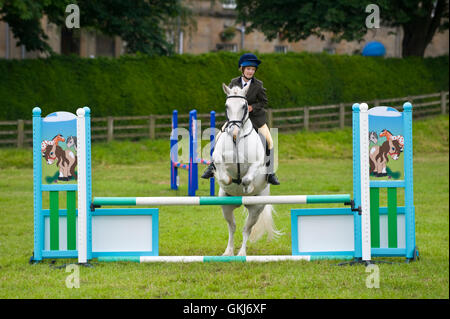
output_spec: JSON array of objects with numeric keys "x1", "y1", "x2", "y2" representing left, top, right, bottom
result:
[
  {"x1": 235, "y1": 0, "x2": 449, "y2": 57},
  {"x1": 0, "y1": 0, "x2": 69, "y2": 53},
  {"x1": 0, "y1": 0, "x2": 190, "y2": 56},
  {"x1": 382, "y1": 0, "x2": 449, "y2": 57}
]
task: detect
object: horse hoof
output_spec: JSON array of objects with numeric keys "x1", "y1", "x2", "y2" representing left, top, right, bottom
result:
[
  {"x1": 222, "y1": 251, "x2": 234, "y2": 256},
  {"x1": 243, "y1": 185, "x2": 254, "y2": 194}
]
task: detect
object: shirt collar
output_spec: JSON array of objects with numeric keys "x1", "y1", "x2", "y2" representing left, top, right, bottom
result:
[{"x1": 241, "y1": 76, "x2": 253, "y2": 87}]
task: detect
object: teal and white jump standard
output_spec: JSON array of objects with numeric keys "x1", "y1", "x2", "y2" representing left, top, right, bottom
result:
[{"x1": 31, "y1": 102, "x2": 417, "y2": 265}]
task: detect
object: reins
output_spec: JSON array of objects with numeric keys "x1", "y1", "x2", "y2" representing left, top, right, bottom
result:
[{"x1": 223, "y1": 94, "x2": 253, "y2": 185}]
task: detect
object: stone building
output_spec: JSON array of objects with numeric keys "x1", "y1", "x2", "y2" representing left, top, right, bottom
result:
[{"x1": 0, "y1": 0, "x2": 448, "y2": 59}]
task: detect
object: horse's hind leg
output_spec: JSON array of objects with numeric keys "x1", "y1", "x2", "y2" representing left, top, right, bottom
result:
[{"x1": 238, "y1": 204, "x2": 265, "y2": 256}]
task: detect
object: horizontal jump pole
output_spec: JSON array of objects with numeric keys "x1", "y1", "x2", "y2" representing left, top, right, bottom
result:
[
  {"x1": 98, "y1": 255, "x2": 354, "y2": 263},
  {"x1": 92, "y1": 194, "x2": 351, "y2": 207},
  {"x1": 198, "y1": 158, "x2": 211, "y2": 165},
  {"x1": 172, "y1": 161, "x2": 189, "y2": 170}
]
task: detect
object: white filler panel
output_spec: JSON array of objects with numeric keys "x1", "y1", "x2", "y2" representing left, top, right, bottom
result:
[
  {"x1": 44, "y1": 216, "x2": 76, "y2": 251},
  {"x1": 379, "y1": 214, "x2": 406, "y2": 248},
  {"x1": 297, "y1": 215, "x2": 354, "y2": 253},
  {"x1": 92, "y1": 215, "x2": 153, "y2": 252}
]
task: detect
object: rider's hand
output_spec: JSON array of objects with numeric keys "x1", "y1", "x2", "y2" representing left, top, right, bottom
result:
[{"x1": 248, "y1": 105, "x2": 253, "y2": 112}]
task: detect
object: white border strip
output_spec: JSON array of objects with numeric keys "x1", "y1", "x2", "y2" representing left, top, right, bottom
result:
[
  {"x1": 136, "y1": 197, "x2": 200, "y2": 205},
  {"x1": 76, "y1": 108, "x2": 87, "y2": 264},
  {"x1": 359, "y1": 103, "x2": 371, "y2": 261},
  {"x1": 141, "y1": 256, "x2": 204, "y2": 262}
]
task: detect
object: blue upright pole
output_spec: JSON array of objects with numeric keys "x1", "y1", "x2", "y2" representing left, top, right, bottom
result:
[
  {"x1": 193, "y1": 110, "x2": 199, "y2": 192},
  {"x1": 352, "y1": 103, "x2": 362, "y2": 260},
  {"x1": 170, "y1": 110, "x2": 178, "y2": 191},
  {"x1": 32, "y1": 107, "x2": 43, "y2": 262},
  {"x1": 403, "y1": 102, "x2": 415, "y2": 259},
  {"x1": 188, "y1": 110, "x2": 197, "y2": 196}
]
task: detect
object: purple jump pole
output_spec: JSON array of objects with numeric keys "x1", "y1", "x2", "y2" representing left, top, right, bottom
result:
[
  {"x1": 170, "y1": 110, "x2": 178, "y2": 191},
  {"x1": 209, "y1": 111, "x2": 215, "y2": 196}
]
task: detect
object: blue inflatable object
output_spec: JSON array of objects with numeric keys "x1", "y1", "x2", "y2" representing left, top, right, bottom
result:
[{"x1": 362, "y1": 41, "x2": 386, "y2": 56}]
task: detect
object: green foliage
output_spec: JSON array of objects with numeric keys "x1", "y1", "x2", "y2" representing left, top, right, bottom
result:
[
  {"x1": 235, "y1": 0, "x2": 449, "y2": 57},
  {"x1": 77, "y1": 0, "x2": 185, "y2": 55},
  {"x1": 0, "y1": 0, "x2": 70, "y2": 53},
  {"x1": 0, "y1": 52, "x2": 448, "y2": 120},
  {"x1": 0, "y1": 0, "x2": 186, "y2": 55},
  {"x1": 236, "y1": 0, "x2": 368, "y2": 42}
]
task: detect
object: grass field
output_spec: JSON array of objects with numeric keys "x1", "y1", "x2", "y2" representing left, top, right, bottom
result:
[{"x1": 0, "y1": 115, "x2": 448, "y2": 299}]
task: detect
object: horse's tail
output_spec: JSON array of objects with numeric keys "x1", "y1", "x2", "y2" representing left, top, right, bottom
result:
[{"x1": 249, "y1": 204, "x2": 283, "y2": 243}]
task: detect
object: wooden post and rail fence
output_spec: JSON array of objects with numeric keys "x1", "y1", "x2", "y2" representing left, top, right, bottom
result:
[{"x1": 1, "y1": 91, "x2": 448, "y2": 148}]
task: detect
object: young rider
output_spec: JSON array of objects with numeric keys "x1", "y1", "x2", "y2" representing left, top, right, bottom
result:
[{"x1": 201, "y1": 53, "x2": 280, "y2": 185}]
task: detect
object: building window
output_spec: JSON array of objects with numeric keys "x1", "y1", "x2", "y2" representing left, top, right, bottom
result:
[
  {"x1": 323, "y1": 46, "x2": 335, "y2": 54},
  {"x1": 216, "y1": 43, "x2": 237, "y2": 52},
  {"x1": 96, "y1": 34, "x2": 116, "y2": 57},
  {"x1": 274, "y1": 45, "x2": 287, "y2": 53},
  {"x1": 222, "y1": 0, "x2": 237, "y2": 10},
  {"x1": 61, "y1": 28, "x2": 80, "y2": 56}
]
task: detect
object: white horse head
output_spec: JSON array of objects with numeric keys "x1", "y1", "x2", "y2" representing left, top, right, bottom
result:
[
  {"x1": 222, "y1": 83, "x2": 251, "y2": 141},
  {"x1": 212, "y1": 83, "x2": 281, "y2": 257}
]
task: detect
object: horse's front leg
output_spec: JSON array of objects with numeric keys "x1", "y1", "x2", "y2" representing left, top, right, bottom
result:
[
  {"x1": 222, "y1": 205, "x2": 237, "y2": 256},
  {"x1": 215, "y1": 163, "x2": 232, "y2": 186},
  {"x1": 241, "y1": 162, "x2": 262, "y2": 194},
  {"x1": 219, "y1": 189, "x2": 239, "y2": 256},
  {"x1": 238, "y1": 204, "x2": 264, "y2": 256}
]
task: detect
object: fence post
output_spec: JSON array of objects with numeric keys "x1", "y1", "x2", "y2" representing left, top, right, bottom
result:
[
  {"x1": 267, "y1": 109, "x2": 273, "y2": 128},
  {"x1": 304, "y1": 106, "x2": 309, "y2": 131},
  {"x1": 149, "y1": 115, "x2": 156, "y2": 139},
  {"x1": 17, "y1": 119, "x2": 24, "y2": 148},
  {"x1": 339, "y1": 103, "x2": 345, "y2": 129},
  {"x1": 441, "y1": 91, "x2": 447, "y2": 114},
  {"x1": 107, "y1": 116, "x2": 114, "y2": 142}
]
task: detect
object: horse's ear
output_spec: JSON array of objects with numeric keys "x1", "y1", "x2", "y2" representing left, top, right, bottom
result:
[{"x1": 222, "y1": 83, "x2": 230, "y2": 95}]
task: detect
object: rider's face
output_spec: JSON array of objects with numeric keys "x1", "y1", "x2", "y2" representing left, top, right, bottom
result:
[{"x1": 242, "y1": 66, "x2": 256, "y2": 79}]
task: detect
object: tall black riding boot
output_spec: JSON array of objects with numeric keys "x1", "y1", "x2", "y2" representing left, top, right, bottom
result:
[
  {"x1": 201, "y1": 162, "x2": 215, "y2": 179},
  {"x1": 266, "y1": 146, "x2": 280, "y2": 185}
]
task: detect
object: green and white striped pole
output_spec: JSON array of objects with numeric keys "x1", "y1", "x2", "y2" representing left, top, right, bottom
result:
[{"x1": 92, "y1": 194, "x2": 352, "y2": 207}]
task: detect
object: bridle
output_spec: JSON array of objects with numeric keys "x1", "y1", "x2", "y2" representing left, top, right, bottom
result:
[
  {"x1": 223, "y1": 94, "x2": 252, "y2": 185},
  {"x1": 224, "y1": 95, "x2": 249, "y2": 131}
]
